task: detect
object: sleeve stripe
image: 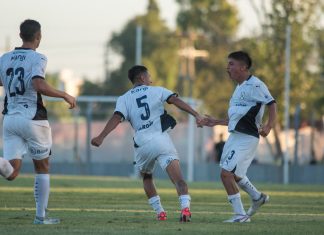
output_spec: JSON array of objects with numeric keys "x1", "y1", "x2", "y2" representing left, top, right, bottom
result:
[
  {"x1": 267, "y1": 100, "x2": 276, "y2": 105},
  {"x1": 166, "y1": 93, "x2": 178, "y2": 103},
  {"x1": 114, "y1": 111, "x2": 125, "y2": 121},
  {"x1": 32, "y1": 75, "x2": 45, "y2": 80}
]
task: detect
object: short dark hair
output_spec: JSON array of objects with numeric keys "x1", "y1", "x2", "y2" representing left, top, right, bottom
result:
[
  {"x1": 128, "y1": 65, "x2": 148, "y2": 83},
  {"x1": 20, "y1": 19, "x2": 41, "y2": 42},
  {"x1": 228, "y1": 51, "x2": 252, "y2": 69}
]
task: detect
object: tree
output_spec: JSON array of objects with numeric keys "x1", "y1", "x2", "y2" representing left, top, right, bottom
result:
[
  {"x1": 176, "y1": 0, "x2": 324, "y2": 162},
  {"x1": 80, "y1": 0, "x2": 179, "y2": 119},
  {"x1": 238, "y1": 0, "x2": 324, "y2": 160},
  {"x1": 314, "y1": 28, "x2": 324, "y2": 114},
  {"x1": 44, "y1": 73, "x2": 72, "y2": 120},
  {"x1": 103, "y1": 0, "x2": 179, "y2": 96},
  {"x1": 176, "y1": 0, "x2": 240, "y2": 118},
  {"x1": 82, "y1": 0, "x2": 240, "y2": 119}
]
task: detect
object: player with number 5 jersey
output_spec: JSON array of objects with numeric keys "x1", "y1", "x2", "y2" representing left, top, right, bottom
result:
[
  {"x1": 92, "y1": 65, "x2": 206, "y2": 222},
  {"x1": 0, "y1": 19, "x2": 76, "y2": 225},
  {"x1": 116, "y1": 84, "x2": 177, "y2": 147}
]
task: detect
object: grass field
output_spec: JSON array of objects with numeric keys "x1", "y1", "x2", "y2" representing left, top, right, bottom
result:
[{"x1": 0, "y1": 174, "x2": 324, "y2": 235}]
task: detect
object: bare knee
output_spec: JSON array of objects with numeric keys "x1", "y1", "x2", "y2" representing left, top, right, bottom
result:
[
  {"x1": 142, "y1": 173, "x2": 154, "y2": 186},
  {"x1": 234, "y1": 175, "x2": 242, "y2": 182},
  {"x1": 220, "y1": 169, "x2": 234, "y2": 182},
  {"x1": 33, "y1": 158, "x2": 49, "y2": 174},
  {"x1": 6, "y1": 159, "x2": 21, "y2": 181},
  {"x1": 6, "y1": 171, "x2": 19, "y2": 181},
  {"x1": 142, "y1": 173, "x2": 153, "y2": 181}
]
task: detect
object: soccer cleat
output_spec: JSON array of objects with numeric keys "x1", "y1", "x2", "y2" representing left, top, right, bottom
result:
[
  {"x1": 157, "y1": 211, "x2": 167, "y2": 221},
  {"x1": 247, "y1": 193, "x2": 270, "y2": 216},
  {"x1": 33, "y1": 216, "x2": 60, "y2": 225},
  {"x1": 223, "y1": 214, "x2": 250, "y2": 223},
  {"x1": 179, "y1": 207, "x2": 191, "y2": 222}
]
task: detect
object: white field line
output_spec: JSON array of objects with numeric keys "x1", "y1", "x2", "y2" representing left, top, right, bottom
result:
[
  {"x1": 0, "y1": 207, "x2": 324, "y2": 217},
  {"x1": 1, "y1": 187, "x2": 324, "y2": 197}
]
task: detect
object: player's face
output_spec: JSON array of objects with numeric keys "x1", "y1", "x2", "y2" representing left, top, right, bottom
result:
[{"x1": 227, "y1": 58, "x2": 246, "y2": 82}]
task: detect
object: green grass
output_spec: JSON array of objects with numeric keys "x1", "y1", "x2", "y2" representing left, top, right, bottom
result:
[{"x1": 0, "y1": 174, "x2": 324, "y2": 235}]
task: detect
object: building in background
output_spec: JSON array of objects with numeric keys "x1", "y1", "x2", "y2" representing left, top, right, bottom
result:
[{"x1": 59, "y1": 69, "x2": 83, "y2": 97}]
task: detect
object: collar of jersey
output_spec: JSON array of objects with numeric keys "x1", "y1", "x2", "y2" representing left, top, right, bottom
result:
[
  {"x1": 239, "y1": 75, "x2": 253, "y2": 87},
  {"x1": 15, "y1": 47, "x2": 33, "y2": 50},
  {"x1": 133, "y1": 84, "x2": 145, "y2": 88}
]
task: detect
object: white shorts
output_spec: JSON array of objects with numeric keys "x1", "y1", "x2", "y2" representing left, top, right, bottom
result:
[
  {"x1": 3, "y1": 115, "x2": 52, "y2": 161},
  {"x1": 220, "y1": 132, "x2": 259, "y2": 178},
  {"x1": 134, "y1": 132, "x2": 179, "y2": 174}
]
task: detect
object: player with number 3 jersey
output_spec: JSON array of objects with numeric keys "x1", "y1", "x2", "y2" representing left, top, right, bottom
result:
[{"x1": 203, "y1": 51, "x2": 277, "y2": 223}]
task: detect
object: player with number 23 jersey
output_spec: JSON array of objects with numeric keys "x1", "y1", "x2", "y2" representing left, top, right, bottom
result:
[{"x1": 0, "y1": 48, "x2": 48, "y2": 120}]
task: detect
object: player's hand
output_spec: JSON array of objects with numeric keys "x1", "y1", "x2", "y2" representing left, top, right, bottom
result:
[
  {"x1": 91, "y1": 136, "x2": 104, "y2": 147},
  {"x1": 64, "y1": 94, "x2": 76, "y2": 109},
  {"x1": 259, "y1": 124, "x2": 271, "y2": 137},
  {"x1": 201, "y1": 115, "x2": 218, "y2": 127},
  {"x1": 195, "y1": 114, "x2": 206, "y2": 127}
]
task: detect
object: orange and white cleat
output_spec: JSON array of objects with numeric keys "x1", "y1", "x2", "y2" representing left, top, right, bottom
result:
[
  {"x1": 157, "y1": 211, "x2": 167, "y2": 221},
  {"x1": 179, "y1": 207, "x2": 191, "y2": 222}
]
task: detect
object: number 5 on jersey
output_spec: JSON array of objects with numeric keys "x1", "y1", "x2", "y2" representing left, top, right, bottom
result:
[{"x1": 136, "y1": 95, "x2": 150, "y2": 120}]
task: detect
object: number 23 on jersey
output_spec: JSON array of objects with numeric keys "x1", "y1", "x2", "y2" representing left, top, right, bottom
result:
[{"x1": 6, "y1": 67, "x2": 26, "y2": 97}]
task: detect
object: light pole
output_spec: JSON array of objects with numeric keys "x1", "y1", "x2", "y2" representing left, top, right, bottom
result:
[
  {"x1": 283, "y1": 25, "x2": 291, "y2": 184},
  {"x1": 178, "y1": 34, "x2": 209, "y2": 182},
  {"x1": 135, "y1": 25, "x2": 142, "y2": 65}
]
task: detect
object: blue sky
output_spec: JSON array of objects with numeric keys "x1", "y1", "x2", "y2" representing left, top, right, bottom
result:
[{"x1": 0, "y1": 0, "x2": 259, "y2": 81}]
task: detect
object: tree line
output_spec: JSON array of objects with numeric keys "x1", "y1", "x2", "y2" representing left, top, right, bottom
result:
[{"x1": 80, "y1": 0, "x2": 324, "y2": 161}]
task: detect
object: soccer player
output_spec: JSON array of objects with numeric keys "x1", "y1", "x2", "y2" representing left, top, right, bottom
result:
[
  {"x1": 0, "y1": 19, "x2": 76, "y2": 224},
  {"x1": 91, "y1": 65, "x2": 205, "y2": 222},
  {"x1": 204, "y1": 51, "x2": 277, "y2": 222}
]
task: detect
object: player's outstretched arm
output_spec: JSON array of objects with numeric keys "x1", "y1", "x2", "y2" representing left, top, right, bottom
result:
[
  {"x1": 91, "y1": 113, "x2": 122, "y2": 147},
  {"x1": 202, "y1": 115, "x2": 229, "y2": 127},
  {"x1": 167, "y1": 95, "x2": 205, "y2": 127},
  {"x1": 259, "y1": 102, "x2": 277, "y2": 137},
  {"x1": 32, "y1": 77, "x2": 76, "y2": 109}
]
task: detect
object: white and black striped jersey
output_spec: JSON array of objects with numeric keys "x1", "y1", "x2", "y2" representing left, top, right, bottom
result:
[
  {"x1": 228, "y1": 75, "x2": 275, "y2": 138},
  {"x1": 0, "y1": 48, "x2": 48, "y2": 120},
  {"x1": 114, "y1": 85, "x2": 175, "y2": 146}
]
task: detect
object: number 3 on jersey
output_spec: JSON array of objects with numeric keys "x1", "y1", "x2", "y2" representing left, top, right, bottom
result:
[
  {"x1": 6, "y1": 67, "x2": 25, "y2": 97},
  {"x1": 136, "y1": 95, "x2": 150, "y2": 120}
]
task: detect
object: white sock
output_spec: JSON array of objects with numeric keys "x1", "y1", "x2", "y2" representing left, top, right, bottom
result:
[
  {"x1": 228, "y1": 193, "x2": 246, "y2": 215},
  {"x1": 238, "y1": 176, "x2": 261, "y2": 200},
  {"x1": 0, "y1": 157, "x2": 14, "y2": 178},
  {"x1": 179, "y1": 194, "x2": 191, "y2": 210},
  {"x1": 148, "y1": 195, "x2": 164, "y2": 214},
  {"x1": 34, "y1": 174, "x2": 50, "y2": 218}
]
